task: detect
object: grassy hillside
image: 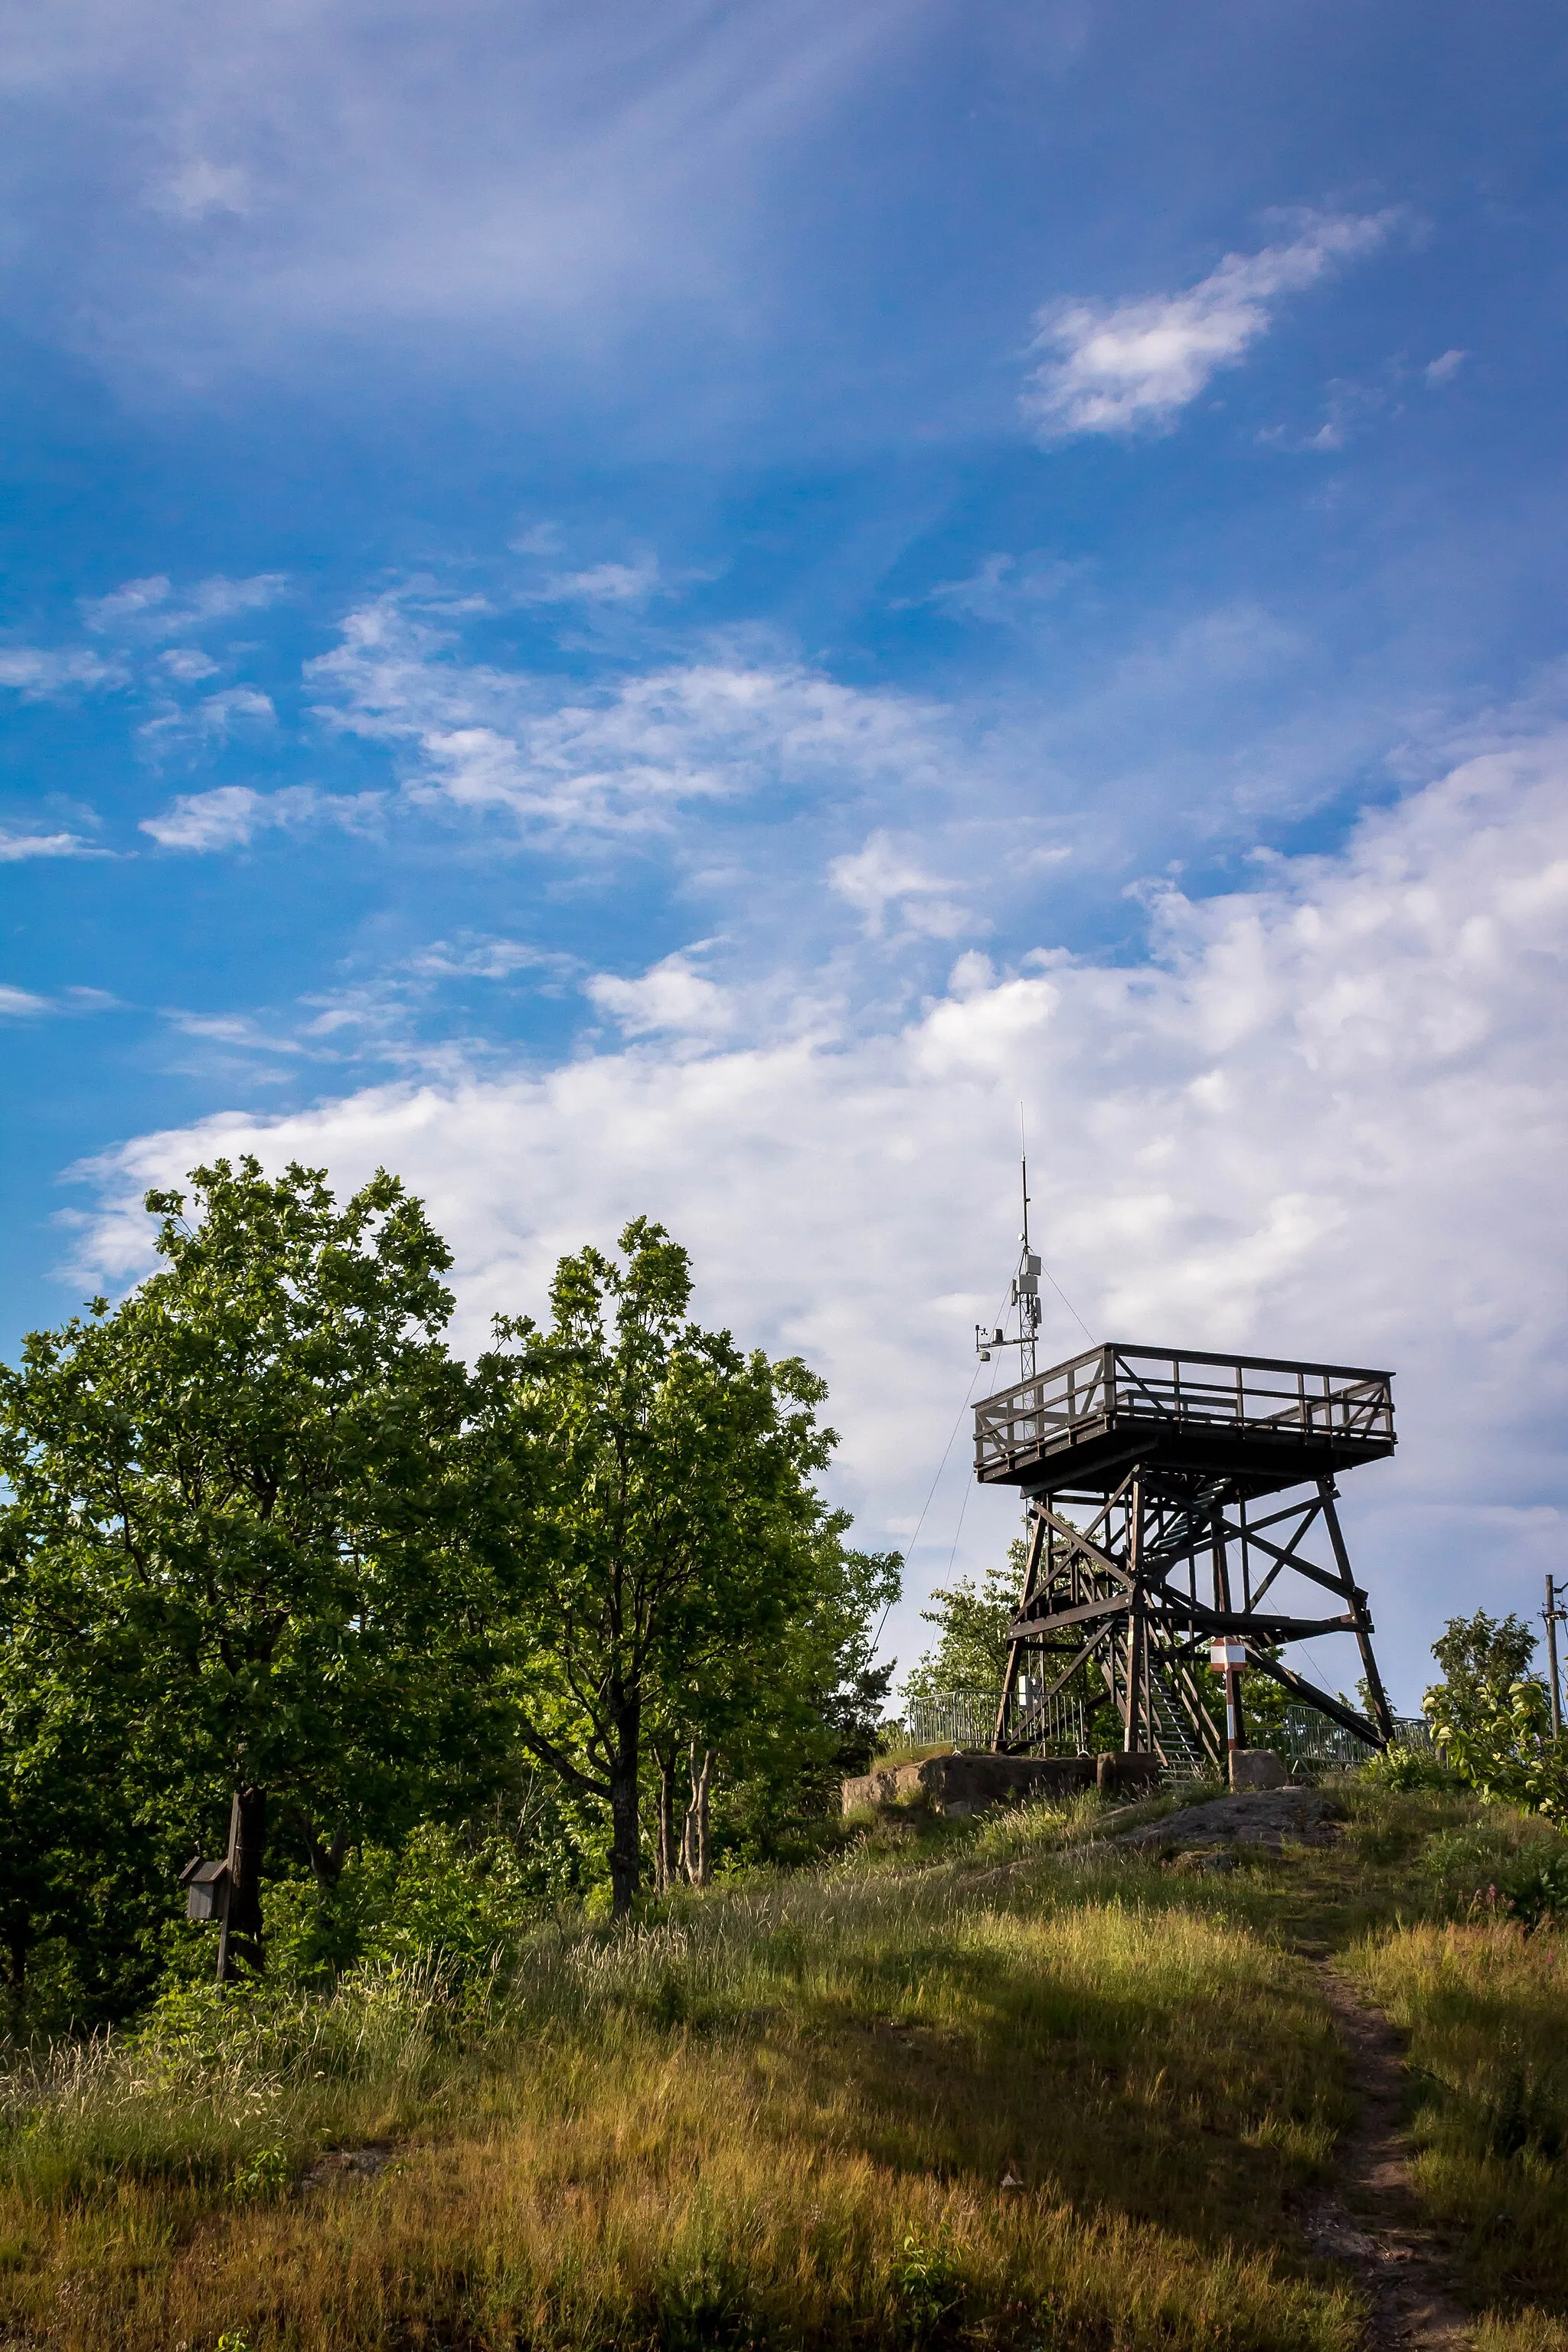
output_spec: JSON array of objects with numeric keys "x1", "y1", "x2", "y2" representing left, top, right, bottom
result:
[{"x1": 0, "y1": 1779, "x2": 1564, "y2": 2352}]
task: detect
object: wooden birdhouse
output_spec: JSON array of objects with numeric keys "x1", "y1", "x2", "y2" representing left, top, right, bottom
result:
[{"x1": 179, "y1": 1856, "x2": 230, "y2": 1924}]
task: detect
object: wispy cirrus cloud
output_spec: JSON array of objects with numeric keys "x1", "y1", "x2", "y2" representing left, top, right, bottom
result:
[
  {"x1": 1021, "y1": 210, "x2": 1398, "y2": 442},
  {"x1": 0, "y1": 825, "x2": 103, "y2": 861},
  {"x1": 2, "y1": 0, "x2": 915, "y2": 387},
  {"x1": 520, "y1": 554, "x2": 666, "y2": 608},
  {"x1": 138, "y1": 684, "x2": 277, "y2": 758},
  {"x1": 828, "y1": 831, "x2": 968, "y2": 939},
  {"x1": 139, "y1": 782, "x2": 383, "y2": 851},
  {"x1": 0, "y1": 983, "x2": 117, "y2": 1018},
  {"x1": 82, "y1": 572, "x2": 289, "y2": 637},
  {"x1": 306, "y1": 596, "x2": 952, "y2": 833},
  {"x1": 0, "y1": 647, "x2": 128, "y2": 699},
  {"x1": 898, "y1": 550, "x2": 1079, "y2": 625}
]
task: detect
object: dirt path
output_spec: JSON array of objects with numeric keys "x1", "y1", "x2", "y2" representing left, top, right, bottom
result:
[{"x1": 1305, "y1": 1966, "x2": 1472, "y2": 2350}]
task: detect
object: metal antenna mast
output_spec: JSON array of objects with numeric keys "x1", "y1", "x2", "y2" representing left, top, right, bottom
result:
[
  {"x1": 1017, "y1": 1117, "x2": 1040, "y2": 1383},
  {"x1": 974, "y1": 1122, "x2": 1043, "y2": 1381}
]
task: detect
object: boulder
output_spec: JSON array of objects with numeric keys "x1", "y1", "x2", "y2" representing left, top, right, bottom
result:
[
  {"x1": 1229, "y1": 1747, "x2": 1289, "y2": 1792},
  {"x1": 1096, "y1": 1752, "x2": 1165, "y2": 1798},
  {"x1": 841, "y1": 1750, "x2": 1094, "y2": 1818}
]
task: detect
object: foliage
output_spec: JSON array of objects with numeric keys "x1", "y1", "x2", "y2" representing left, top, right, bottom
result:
[
  {"x1": 1424, "y1": 1612, "x2": 1568, "y2": 1818},
  {"x1": 1430, "y1": 1610, "x2": 1540, "y2": 1712},
  {"x1": 0, "y1": 1159, "x2": 527, "y2": 1986},
  {"x1": 1420, "y1": 1813, "x2": 1568, "y2": 1923},
  {"x1": 1360, "y1": 1742, "x2": 1459, "y2": 1793},
  {"x1": 900, "y1": 1546, "x2": 1021, "y2": 1700},
  {"x1": 475, "y1": 1218, "x2": 841, "y2": 1913},
  {"x1": 706, "y1": 1534, "x2": 900, "y2": 1870}
]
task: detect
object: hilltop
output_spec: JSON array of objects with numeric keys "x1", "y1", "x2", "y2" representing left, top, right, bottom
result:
[{"x1": 0, "y1": 1772, "x2": 1564, "y2": 2352}]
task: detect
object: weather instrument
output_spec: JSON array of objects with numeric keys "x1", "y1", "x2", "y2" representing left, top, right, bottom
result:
[{"x1": 975, "y1": 1148, "x2": 1043, "y2": 1380}]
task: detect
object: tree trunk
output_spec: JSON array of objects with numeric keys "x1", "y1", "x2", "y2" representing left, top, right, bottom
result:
[
  {"x1": 683, "y1": 1745, "x2": 714, "y2": 1889},
  {"x1": 695, "y1": 1749, "x2": 712, "y2": 1887},
  {"x1": 653, "y1": 1748, "x2": 678, "y2": 1896},
  {"x1": 609, "y1": 1761, "x2": 642, "y2": 1917},
  {"x1": 305, "y1": 1824, "x2": 351, "y2": 1888},
  {"x1": 606, "y1": 1673, "x2": 645, "y2": 1919}
]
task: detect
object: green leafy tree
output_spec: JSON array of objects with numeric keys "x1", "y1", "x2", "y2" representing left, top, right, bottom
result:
[
  {"x1": 478, "y1": 1219, "x2": 836, "y2": 1916},
  {"x1": 0, "y1": 1158, "x2": 521, "y2": 1971},
  {"x1": 902, "y1": 1546, "x2": 1023, "y2": 1700},
  {"x1": 668, "y1": 1530, "x2": 901, "y2": 1879},
  {"x1": 1428, "y1": 1611, "x2": 1539, "y2": 1716},
  {"x1": 1424, "y1": 1609, "x2": 1568, "y2": 1816}
]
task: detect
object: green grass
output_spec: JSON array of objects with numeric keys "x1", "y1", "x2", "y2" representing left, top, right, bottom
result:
[{"x1": 0, "y1": 1780, "x2": 1564, "y2": 2350}]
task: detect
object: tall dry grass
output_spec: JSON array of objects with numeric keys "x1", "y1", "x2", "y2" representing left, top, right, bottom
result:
[
  {"x1": 1352, "y1": 1917, "x2": 1568, "y2": 2313},
  {"x1": 0, "y1": 1851, "x2": 1364, "y2": 2351}
]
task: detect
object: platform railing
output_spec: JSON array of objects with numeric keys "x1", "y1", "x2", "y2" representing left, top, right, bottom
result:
[{"x1": 974, "y1": 1343, "x2": 1393, "y2": 1480}]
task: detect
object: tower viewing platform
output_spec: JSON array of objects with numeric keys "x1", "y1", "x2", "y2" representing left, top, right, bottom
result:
[{"x1": 973, "y1": 1341, "x2": 1395, "y2": 1501}]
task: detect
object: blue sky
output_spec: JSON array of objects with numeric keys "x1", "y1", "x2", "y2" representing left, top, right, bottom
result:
[{"x1": 4, "y1": 0, "x2": 1567, "y2": 1705}]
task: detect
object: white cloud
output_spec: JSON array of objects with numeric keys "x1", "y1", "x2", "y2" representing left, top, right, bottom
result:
[
  {"x1": 74, "y1": 727, "x2": 1568, "y2": 1700},
  {"x1": 306, "y1": 596, "x2": 950, "y2": 833},
  {"x1": 0, "y1": 982, "x2": 116, "y2": 1016},
  {"x1": 83, "y1": 573, "x2": 287, "y2": 637},
  {"x1": 902, "y1": 551, "x2": 1078, "y2": 624},
  {"x1": 139, "y1": 783, "x2": 381, "y2": 851},
  {"x1": 152, "y1": 158, "x2": 251, "y2": 220},
  {"x1": 1425, "y1": 348, "x2": 1467, "y2": 387},
  {"x1": 139, "y1": 684, "x2": 276, "y2": 755},
  {"x1": 1021, "y1": 211, "x2": 1397, "y2": 441},
  {"x1": 521, "y1": 554, "x2": 665, "y2": 607},
  {"x1": 0, "y1": 647, "x2": 126, "y2": 697},
  {"x1": 408, "y1": 937, "x2": 565, "y2": 982},
  {"x1": 2, "y1": 0, "x2": 914, "y2": 381},
  {"x1": 159, "y1": 648, "x2": 220, "y2": 683},
  {"x1": 0, "y1": 827, "x2": 99, "y2": 861},
  {"x1": 586, "y1": 951, "x2": 734, "y2": 1037},
  {"x1": 166, "y1": 1011, "x2": 305, "y2": 1054},
  {"x1": 828, "y1": 831, "x2": 968, "y2": 939}
]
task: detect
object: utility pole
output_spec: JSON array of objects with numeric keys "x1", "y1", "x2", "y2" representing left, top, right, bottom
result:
[{"x1": 1545, "y1": 1575, "x2": 1566, "y2": 1740}]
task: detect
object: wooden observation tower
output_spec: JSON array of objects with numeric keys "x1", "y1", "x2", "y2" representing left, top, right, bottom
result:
[{"x1": 970, "y1": 1168, "x2": 1396, "y2": 1769}]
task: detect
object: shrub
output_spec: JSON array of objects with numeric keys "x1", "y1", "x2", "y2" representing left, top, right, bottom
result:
[
  {"x1": 1360, "y1": 1744, "x2": 1458, "y2": 1793},
  {"x1": 1420, "y1": 1816, "x2": 1568, "y2": 1920}
]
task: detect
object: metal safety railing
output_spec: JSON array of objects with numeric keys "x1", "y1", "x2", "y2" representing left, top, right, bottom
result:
[
  {"x1": 1279, "y1": 1703, "x2": 1432, "y2": 1766},
  {"x1": 901, "y1": 1687, "x2": 1088, "y2": 1753},
  {"x1": 975, "y1": 1343, "x2": 1394, "y2": 1481}
]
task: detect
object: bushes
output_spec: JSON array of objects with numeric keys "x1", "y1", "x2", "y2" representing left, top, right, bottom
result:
[
  {"x1": 1360, "y1": 1743, "x2": 1459, "y2": 1794},
  {"x1": 1420, "y1": 1816, "x2": 1568, "y2": 1923}
]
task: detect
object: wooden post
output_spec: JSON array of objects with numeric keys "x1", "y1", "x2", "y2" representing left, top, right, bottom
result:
[
  {"x1": 1210, "y1": 1511, "x2": 1244, "y2": 1758},
  {"x1": 1124, "y1": 1478, "x2": 1146, "y2": 1753},
  {"x1": 992, "y1": 1506, "x2": 1046, "y2": 1751},
  {"x1": 212, "y1": 1801, "x2": 236, "y2": 1987},
  {"x1": 1545, "y1": 1576, "x2": 1564, "y2": 1741},
  {"x1": 216, "y1": 1787, "x2": 266, "y2": 1984}
]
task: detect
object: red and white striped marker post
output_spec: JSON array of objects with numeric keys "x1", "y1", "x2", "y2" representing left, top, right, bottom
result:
[{"x1": 1210, "y1": 1639, "x2": 1248, "y2": 1762}]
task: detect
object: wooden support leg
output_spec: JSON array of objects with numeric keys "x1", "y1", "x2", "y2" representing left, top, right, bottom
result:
[{"x1": 1318, "y1": 1479, "x2": 1395, "y2": 1747}]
